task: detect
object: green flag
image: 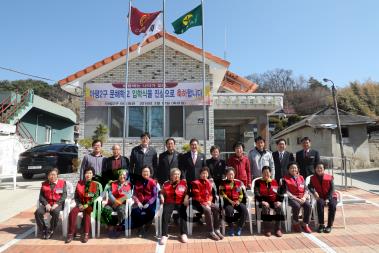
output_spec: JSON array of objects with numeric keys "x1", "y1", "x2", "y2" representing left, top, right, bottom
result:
[{"x1": 172, "y1": 4, "x2": 202, "y2": 34}]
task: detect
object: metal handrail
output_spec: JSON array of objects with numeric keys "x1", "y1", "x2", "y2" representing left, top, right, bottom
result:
[{"x1": 2, "y1": 89, "x2": 32, "y2": 123}]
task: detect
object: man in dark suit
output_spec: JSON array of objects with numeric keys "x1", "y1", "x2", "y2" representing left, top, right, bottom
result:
[
  {"x1": 156, "y1": 138, "x2": 180, "y2": 185},
  {"x1": 130, "y1": 132, "x2": 158, "y2": 177},
  {"x1": 296, "y1": 137, "x2": 320, "y2": 179},
  {"x1": 272, "y1": 139, "x2": 294, "y2": 181},
  {"x1": 179, "y1": 138, "x2": 206, "y2": 185}
]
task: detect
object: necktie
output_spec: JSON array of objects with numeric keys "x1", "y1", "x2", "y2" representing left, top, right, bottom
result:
[
  {"x1": 304, "y1": 150, "x2": 308, "y2": 158},
  {"x1": 192, "y1": 152, "x2": 197, "y2": 165},
  {"x1": 279, "y1": 152, "x2": 283, "y2": 161}
]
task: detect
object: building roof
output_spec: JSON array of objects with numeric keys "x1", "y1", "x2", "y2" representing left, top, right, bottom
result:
[
  {"x1": 58, "y1": 32, "x2": 258, "y2": 94},
  {"x1": 273, "y1": 107, "x2": 375, "y2": 138},
  {"x1": 32, "y1": 95, "x2": 77, "y2": 123}
]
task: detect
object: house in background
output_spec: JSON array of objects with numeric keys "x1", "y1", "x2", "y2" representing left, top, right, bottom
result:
[
  {"x1": 272, "y1": 107, "x2": 375, "y2": 168},
  {"x1": 0, "y1": 90, "x2": 77, "y2": 149}
]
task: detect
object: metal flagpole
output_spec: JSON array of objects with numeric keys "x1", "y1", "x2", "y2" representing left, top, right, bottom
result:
[
  {"x1": 123, "y1": 0, "x2": 132, "y2": 156},
  {"x1": 162, "y1": 0, "x2": 166, "y2": 151},
  {"x1": 201, "y1": 0, "x2": 207, "y2": 156}
]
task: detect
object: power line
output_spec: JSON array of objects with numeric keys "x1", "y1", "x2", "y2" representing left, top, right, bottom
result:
[{"x1": 0, "y1": 66, "x2": 56, "y2": 82}]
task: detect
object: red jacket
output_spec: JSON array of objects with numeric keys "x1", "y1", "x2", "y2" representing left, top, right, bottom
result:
[
  {"x1": 227, "y1": 155, "x2": 251, "y2": 188},
  {"x1": 310, "y1": 174, "x2": 337, "y2": 199},
  {"x1": 75, "y1": 180, "x2": 98, "y2": 205},
  {"x1": 283, "y1": 175, "x2": 305, "y2": 198},
  {"x1": 133, "y1": 178, "x2": 157, "y2": 204},
  {"x1": 41, "y1": 179, "x2": 65, "y2": 206},
  {"x1": 110, "y1": 181, "x2": 132, "y2": 204},
  {"x1": 220, "y1": 179, "x2": 243, "y2": 202},
  {"x1": 255, "y1": 179, "x2": 280, "y2": 203},
  {"x1": 162, "y1": 179, "x2": 187, "y2": 204},
  {"x1": 191, "y1": 179, "x2": 213, "y2": 205}
]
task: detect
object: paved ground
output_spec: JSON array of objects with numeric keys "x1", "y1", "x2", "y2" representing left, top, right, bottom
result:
[{"x1": 0, "y1": 169, "x2": 379, "y2": 253}]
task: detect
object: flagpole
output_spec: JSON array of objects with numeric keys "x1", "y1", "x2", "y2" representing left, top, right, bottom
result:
[
  {"x1": 162, "y1": 0, "x2": 166, "y2": 151},
  {"x1": 123, "y1": 0, "x2": 132, "y2": 157},
  {"x1": 201, "y1": 0, "x2": 207, "y2": 157}
]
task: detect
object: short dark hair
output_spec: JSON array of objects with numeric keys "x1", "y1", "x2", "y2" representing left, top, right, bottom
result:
[
  {"x1": 315, "y1": 163, "x2": 325, "y2": 169},
  {"x1": 189, "y1": 138, "x2": 199, "y2": 145},
  {"x1": 225, "y1": 166, "x2": 235, "y2": 175},
  {"x1": 301, "y1": 137, "x2": 311, "y2": 143},
  {"x1": 84, "y1": 166, "x2": 95, "y2": 175},
  {"x1": 276, "y1": 138, "x2": 286, "y2": 145},
  {"x1": 199, "y1": 166, "x2": 210, "y2": 175},
  {"x1": 287, "y1": 161, "x2": 298, "y2": 170},
  {"x1": 233, "y1": 142, "x2": 245, "y2": 150},
  {"x1": 261, "y1": 166, "x2": 271, "y2": 173},
  {"x1": 141, "y1": 132, "x2": 151, "y2": 139},
  {"x1": 47, "y1": 167, "x2": 59, "y2": 175},
  {"x1": 92, "y1": 139, "x2": 102, "y2": 147},
  {"x1": 165, "y1": 137, "x2": 176, "y2": 145},
  {"x1": 255, "y1": 136, "x2": 265, "y2": 143},
  {"x1": 210, "y1": 145, "x2": 220, "y2": 153}
]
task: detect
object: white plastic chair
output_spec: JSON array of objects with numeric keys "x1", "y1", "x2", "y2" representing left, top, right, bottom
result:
[
  {"x1": 154, "y1": 183, "x2": 162, "y2": 237},
  {"x1": 34, "y1": 181, "x2": 74, "y2": 237},
  {"x1": 220, "y1": 180, "x2": 253, "y2": 235}
]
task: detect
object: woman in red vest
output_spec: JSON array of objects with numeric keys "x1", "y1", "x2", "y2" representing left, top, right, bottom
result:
[
  {"x1": 103, "y1": 169, "x2": 133, "y2": 237},
  {"x1": 308, "y1": 163, "x2": 337, "y2": 233},
  {"x1": 159, "y1": 168, "x2": 189, "y2": 245},
  {"x1": 131, "y1": 165, "x2": 158, "y2": 237},
  {"x1": 282, "y1": 162, "x2": 312, "y2": 233},
  {"x1": 34, "y1": 167, "x2": 67, "y2": 239},
  {"x1": 227, "y1": 142, "x2": 251, "y2": 189},
  {"x1": 191, "y1": 166, "x2": 223, "y2": 241},
  {"x1": 66, "y1": 167, "x2": 100, "y2": 243},
  {"x1": 254, "y1": 166, "x2": 284, "y2": 237},
  {"x1": 219, "y1": 167, "x2": 248, "y2": 236}
]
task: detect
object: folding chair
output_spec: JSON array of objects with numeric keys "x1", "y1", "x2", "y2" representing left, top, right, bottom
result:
[{"x1": 34, "y1": 181, "x2": 74, "y2": 237}]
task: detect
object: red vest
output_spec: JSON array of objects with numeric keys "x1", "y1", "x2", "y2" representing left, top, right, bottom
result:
[
  {"x1": 258, "y1": 179, "x2": 279, "y2": 203},
  {"x1": 283, "y1": 175, "x2": 305, "y2": 198},
  {"x1": 41, "y1": 179, "x2": 65, "y2": 205},
  {"x1": 221, "y1": 179, "x2": 243, "y2": 202},
  {"x1": 76, "y1": 180, "x2": 98, "y2": 205},
  {"x1": 133, "y1": 178, "x2": 157, "y2": 204},
  {"x1": 191, "y1": 179, "x2": 213, "y2": 204},
  {"x1": 310, "y1": 174, "x2": 336, "y2": 199},
  {"x1": 163, "y1": 179, "x2": 187, "y2": 204},
  {"x1": 110, "y1": 181, "x2": 132, "y2": 201}
]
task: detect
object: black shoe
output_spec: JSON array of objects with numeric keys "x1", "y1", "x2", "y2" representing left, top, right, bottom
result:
[
  {"x1": 46, "y1": 230, "x2": 54, "y2": 239},
  {"x1": 324, "y1": 226, "x2": 332, "y2": 233},
  {"x1": 318, "y1": 225, "x2": 325, "y2": 233},
  {"x1": 40, "y1": 230, "x2": 47, "y2": 240},
  {"x1": 65, "y1": 234, "x2": 74, "y2": 243}
]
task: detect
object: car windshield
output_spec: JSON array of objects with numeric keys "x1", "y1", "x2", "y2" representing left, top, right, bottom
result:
[{"x1": 29, "y1": 145, "x2": 63, "y2": 152}]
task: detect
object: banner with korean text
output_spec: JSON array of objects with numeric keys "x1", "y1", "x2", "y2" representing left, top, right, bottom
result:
[{"x1": 85, "y1": 82, "x2": 211, "y2": 106}]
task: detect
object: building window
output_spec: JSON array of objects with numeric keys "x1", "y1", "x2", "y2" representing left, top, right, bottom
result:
[
  {"x1": 110, "y1": 107, "x2": 125, "y2": 137},
  {"x1": 168, "y1": 106, "x2": 183, "y2": 137},
  {"x1": 128, "y1": 106, "x2": 164, "y2": 137},
  {"x1": 45, "y1": 125, "x2": 52, "y2": 144},
  {"x1": 287, "y1": 138, "x2": 290, "y2": 145}
]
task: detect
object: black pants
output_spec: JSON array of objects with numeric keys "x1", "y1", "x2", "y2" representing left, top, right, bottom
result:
[
  {"x1": 317, "y1": 198, "x2": 337, "y2": 227},
  {"x1": 261, "y1": 202, "x2": 283, "y2": 230},
  {"x1": 288, "y1": 198, "x2": 311, "y2": 224},
  {"x1": 161, "y1": 203, "x2": 188, "y2": 236},
  {"x1": 224, "y1": 203, "x2": 248, "y2": 228},
  {"x1": 104, "y1": 204, "x2": 126, "y2": 225},
  {"x1": 131, "y1": 202, "x2": 156, "y2": 229},
  {"x1": 34, "y1": 204, "x2": 63, "y2": 233},
  {"x1": 192, "y1": 200, "x2": 220, "y2": 233}
]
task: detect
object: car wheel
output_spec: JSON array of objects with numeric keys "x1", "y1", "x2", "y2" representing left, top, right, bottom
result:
[{"x1": 22, "y1": 172, "x2": 34, "y2": 179}]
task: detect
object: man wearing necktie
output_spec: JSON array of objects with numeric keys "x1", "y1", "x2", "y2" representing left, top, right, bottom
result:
[
  {"x1": 179, "y1": 138, "x2": 206, "y2": 186},
  {"x1": 296, "y1": 137, "x2": 320, "y2": 178},
  {"x1": 272, "y1": 139, "x2": 294, "y2": 181}
]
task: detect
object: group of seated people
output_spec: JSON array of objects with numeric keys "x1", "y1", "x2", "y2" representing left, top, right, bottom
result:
[{"x1": 34, "y1": 139, "x2": 338, "y2": 245}]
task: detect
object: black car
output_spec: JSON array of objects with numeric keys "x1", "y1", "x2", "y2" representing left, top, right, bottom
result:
[{"x1": 17, "y1": 143, "x2": 78, "y2": 179}]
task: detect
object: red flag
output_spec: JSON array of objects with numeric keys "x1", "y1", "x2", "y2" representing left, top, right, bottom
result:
[{"x1": 130, "y1": 7, "x2": 161, "y2": 35}]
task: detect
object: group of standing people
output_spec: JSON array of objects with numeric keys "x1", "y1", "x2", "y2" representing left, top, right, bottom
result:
[{"x1": 34, "y1": 133, "x2": 337, "y2": 244}]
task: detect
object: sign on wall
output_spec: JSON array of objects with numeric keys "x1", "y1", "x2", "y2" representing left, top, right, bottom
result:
[{"x1": 85, "y1": 82, "x2": 211, "y2": 106}]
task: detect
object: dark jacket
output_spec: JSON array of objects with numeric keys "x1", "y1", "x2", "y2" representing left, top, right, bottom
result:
[
  {"x1": 156, "y1": 150, "x2": 180, "y2": 185},
  {"x1": 130, "y1": 145, "x2": 158, "y2": 176},
  {"x1": 101, "y1": 155, "x2": 130, "y2": 186},
  {"x1": 296, "y1": 149, "x2": 320, "y2": 178},
  {"x1": 272, "y1": 151, "x2": 295, "y2": 181},
  {"x1": 206, "y1": 158, "x2": 226, "y2": 182},
  {"x1": 179, "y1": 151, "x2": 206, "y2": 185}
]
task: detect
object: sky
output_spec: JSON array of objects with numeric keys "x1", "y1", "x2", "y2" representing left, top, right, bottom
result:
[{"x1": 1, "y1": 0, "x2": 379, "y2": 88}]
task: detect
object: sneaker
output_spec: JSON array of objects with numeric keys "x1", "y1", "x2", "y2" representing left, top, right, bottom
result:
[
  {"x1": 292, "y1": 223, "x2": 301, "y2": 233},
  {"x1": 275, "y1": 229, "x2": 283, "y2": 237},
  {"x1": 159, "y1": 236, "x2": 168, "y2": 245},
  {"x1": 215, "y1": 230, "x2": 224, "y2": 240},
  {"x1": 65, "y1": 234, "x2": 74, "y2": 243},
  {"x1": 324, "y1": 226, "x2": 332, "y2": 233},
  {"x1": 303, "y1": 225, "x2": 312, "y2": 233},
  {"x1": 228, "y1": 227, "x2": 234, "y2": 236},
  {"x1": 180, "y1": 234, "x2": 188, "y2": 243},
  {"x1": 45, "y1": 230, "x2": 54, "y2": 239},
  {"x1": 318, "y1": 225, "x2": 325, "y2": 233},
  {"x1": 209, "y1": 232, "x2": 220, "y2": 241},
  {"x1": 235, "y1": 227, "x2": 242, "y2": 236}
]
